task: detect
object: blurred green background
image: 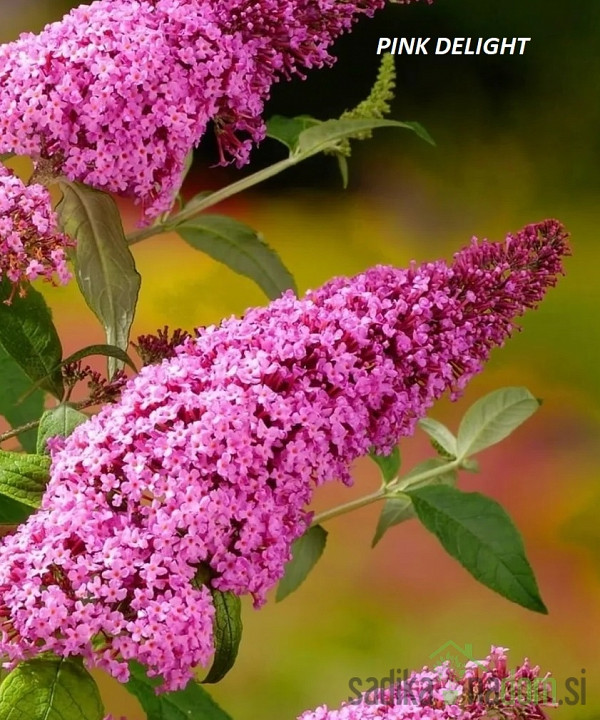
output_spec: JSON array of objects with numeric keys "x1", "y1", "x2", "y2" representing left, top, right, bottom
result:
[{"x1": 1, "y1": 1, "x2": 600, "y2": 719}]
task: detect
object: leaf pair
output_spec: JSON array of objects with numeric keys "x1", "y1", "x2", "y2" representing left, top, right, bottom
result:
[{"x1": 278, "y1": 387, "x2": 547, "y2": 615}]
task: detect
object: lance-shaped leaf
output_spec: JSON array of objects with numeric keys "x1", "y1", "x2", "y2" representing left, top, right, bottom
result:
[
  {"x1": 369, "y1": 445, "x2": 401, "y2": 485},
  {"x1": 372, "y1": 458, "x2": 456, "y2": 546},
  {"x1": 0, "y1": 278, "x2": 64, "y2": 399},
  {"x1": 202, "y1": 590, "x2": 243, "y2": 684},
  {"x1": 0, "y1": 450, "x2": 50, "y2": 508},
  {"x1": 296, "y1": 118, "x2": 434, "y2": 158},
  {"x1": 0, "y1": 657, "x2": 104, "y2": 720},
  {"x1": 37, "y1": 405, "x2": 88, "y2": 455},
  {"x1": 25, "y1": 344, "x2": 138, "y2": 400},
  {"x1": 418, "y1": 417, "x2": 457, "y2": 458},
  {"x1": 406, "y1": 485, "x2": 547, "y2": 613},
  {"x1": 126, "y1": 663, "x2": 232, "y2": 720},
  {"x1": 57, "y1": 182, "x2": 141, "y2": 377},
  {"x1": 266, "y1": 114, "x2": 321, "y2": 153},
  {"x1": 457, "y1": 387, "x2": 540, "y2": 459},
  {"x1": 276, "y1": 524, "x2": 327, "y2": 602},
  {"x1": 0, "y1": 496, "x2": 34, "y2": 527},
  {"x1": 0, "y1": 344, "x2": 45, "y2": 452},
  {"x1": 178, "y1": 215, "x2": 296, "y2": 300}
]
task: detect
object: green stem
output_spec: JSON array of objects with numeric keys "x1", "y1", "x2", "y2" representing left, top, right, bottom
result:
[
  {"x1": 0, "y1": 399, "x2": 99, "y2": 445},
  {"x1": 311, "y1": 457, "x2": 461, "y2": 527},
  {"x1": 0, "y1": 419, "x2": 41, "y2": 445},
  {"x1": 311, "y1": 488, "x2": 385, "y2": 526},
  {"x1": 126, "y1": 156, "x2": 296, "y2": 246}
]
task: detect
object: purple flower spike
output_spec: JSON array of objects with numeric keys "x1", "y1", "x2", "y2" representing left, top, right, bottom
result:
[
  {"x1": 0, "y1": 220, "x2": 568, "y2": 690},
  {"x1": 0, "y1": 0, "x2": 429, "y2": 221}
]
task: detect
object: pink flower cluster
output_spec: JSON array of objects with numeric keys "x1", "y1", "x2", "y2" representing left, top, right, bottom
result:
[
  {"x1": 0, "y1": 221, "x2": 568, "y2": 690},
  {"x1": 0, "y1": 165, "x2": 71, "y2": 298},
  {"x1": 0, "y1": 0, "x2": 428, "y2": 221},
  {"x1": 299, "y1": 646, "x2": 556, "y2": 720}
]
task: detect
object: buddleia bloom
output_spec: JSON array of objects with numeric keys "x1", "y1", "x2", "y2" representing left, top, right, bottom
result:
[
  {"x1": 0, "y1": 220, "x2": 568, "y2": 690},
  {"x1": 0, "y1": 165, "x2": 71, "y2": 299},
  {"x1": 0, "y1": 0, "x2": 429, "y2": 221},
  {"x1": 299, "y1": 646, "x2": 556, "y2": 719}
]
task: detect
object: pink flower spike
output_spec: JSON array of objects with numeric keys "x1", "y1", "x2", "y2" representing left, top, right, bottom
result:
[
  {"x1": 0, "y1": 220, "x2": 568, "y2": 691},
  {"x1": 0, "y1": 0, "x2": 433, "y2": 222}
]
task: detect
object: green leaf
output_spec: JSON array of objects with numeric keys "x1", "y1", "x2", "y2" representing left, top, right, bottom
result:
[
  {"x1": 406, "y1": 485, "x2": 547, "y2": 613},
  {"x1": 372, "y1": 494, "x2": 413, "y2": 547},
  {"x1": 266, "y1": 114, "x2": 321, "y2": 153},
  {"x1": 57, "y1": 182, "x2": 141, "y2": 377},
  {"x1": 126, "y1": 662, "x2": 232, "y2": 720},
  {"x1": 202, "y1": 591, "x2": 243, "y2": 684},
  {"x1": 0, "y1": 344, "x2": 45, "y2": 452},
  {"x1": 0, "y1": 496, "x2": 35, "y2": 525},
  {"x1": 178, "y1": 215, "x2": 297, "y2": 300},
  {"x1": 0, "y1": 450, "x2": 50, "y2": 507},
  {"x1": 62, "y1": 344, "x2": 138, "y2": 373},
  {"x1": 461, "y1": 458, "x2": 480, "y2": 473},
  {"x1": 369, "y1": 446, "x2": 401, "y2": 485},
  {"x1": 457, "y1": 387, "x2": 540, "y2": 459},
  {"x1": 0, "y1": 656, "x2": 104, "y2": 720},
  {"x1": 0, "y1": 278, "x2": 64, "y2": 399},
  {"x1": 296, "y1": 118, "x2": 435, "y2": 158},
  {"x1": 418, "y1": 417, "x2": 457, "y2": 458},
  {"x1": 276, "y1": 524, "x2": 327, "y2": 602},
  {"x1": 372, "y1": 458, "x2": 456, "y2": 546},
  {"x1": 37, "y1": 405, "x2": 88, "y2": 455},
  {"x1": 24, "y1": 344, "x2": 137, "y2": 400}
]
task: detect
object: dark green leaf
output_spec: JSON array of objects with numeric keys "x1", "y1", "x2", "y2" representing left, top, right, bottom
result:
[
  {"x1": 369, "y1": 446, "x2": 401, "y2": 485},
  {"x1": 202, "y1": 591, "x2": 243, "y2": 684},
  {"x1": 37, "y1": 405, "x2": 88, "y2": 455},
  {"x1": 371, "y1": 458, "x2": 456, "y2": 546},
  {"x1": 0, "y1": 278, "x2": 64, "y2": 399},
  {"x1": 418, "y1": 417, "x2": 457, "y2": 458},
  {"x1": 57, "y1": 182, "x2": 141, "y2": 377},
  {"x1": 0, "y1": 656, "x2": 104, "y2": 720},
  {"x1": 296, "y1": 118, "x2": 435, "y2": 157},
  {"x1": 406, "y1": 485, "x2": 547, "y2": 613},
  {"x1": 266, "y1": 114, "x2": 321, "y2": 153},
  {"x1": 457, "y1": 387, "x2": 540, "y2": 459},
  {"x1": 126, "y1": 662, "x2": 232, "y2": 720},
  {"x1": 0, "y1": 450, "x2": 50, "y2": 507},
  {"x1": 0, "y1": 344, "x2": 45, "y2": 452},
  {"x1": 178, "y1": 215, "x2": 296, "y2": 300},
  {"x1": 0, "y1": 496, "x2": 34, "y2": 525},
  {"x1": 276, "y1": 524, "x2": 327, "y2": 602}
]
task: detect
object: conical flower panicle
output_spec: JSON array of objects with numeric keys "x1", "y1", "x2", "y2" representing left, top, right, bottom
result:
[
  {"x1": 0, "y1": 221, "x2": 568, "y2": 690},
  {"x1": 0, "y1": 0, "x2": 431, "y2": 221}
]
